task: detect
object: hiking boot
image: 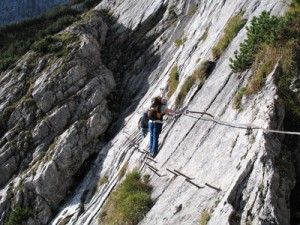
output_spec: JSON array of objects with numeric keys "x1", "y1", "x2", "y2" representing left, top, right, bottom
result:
[{"x1": 149, "y1": 152, "x2": 156, "y2": 158}]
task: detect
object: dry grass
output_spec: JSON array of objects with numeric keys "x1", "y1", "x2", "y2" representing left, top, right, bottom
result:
[
  {"x1": 199, "y1": 25, "x2": 210, "y2": 42},
  {"x1": 212, "y1": 14, "x2": 246, "y2": 60},
  {"x1": 167, "y1": 66, "x2": 179, "y2": 98},
  {"x1": 199, "y1": 211, "x2": 211, "y2": 225},
  {"x1": 175, "y1": 76, "x2": 196, "y2": 106},
  {"x1": 232, "y1": 87, "x2": 247, "y2": 109},
  {"x1": 175, "y1": 60, "x2": 215, "y2": 107},
  {"x1": 118, "y1": 161, "x2": 129, "y2": 179},
  {"x1": 245, "y1": 45, "x2": 280, "y2": 95}
]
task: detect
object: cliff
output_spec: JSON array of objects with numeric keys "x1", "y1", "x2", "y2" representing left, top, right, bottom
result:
[{"x1": 0, "y1": 0, "x2": 299, "y2": 224}]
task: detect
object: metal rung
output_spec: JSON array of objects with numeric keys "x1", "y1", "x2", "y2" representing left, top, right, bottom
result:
[
  {"x1": 174, "y1": 169, "x2": 194, "y2": 180},
  {"x1": 185, "y1": 179, "x2": 204, "y2": 189},
  {"x1": 148, "y1": 167, "x2": 162, "y2": 177},
  {"x1": 205, "y1": 183, "x2": 222, "y2": 192},
  {"x1": 144, "y1": 162, "x2": 158, "y2": 171},
  {"x1": 166, "y1": 168, "x2": 179, "y2": 176},
  {"x1": 146, "y1": 156, "x2": 158, "y2": 163}
]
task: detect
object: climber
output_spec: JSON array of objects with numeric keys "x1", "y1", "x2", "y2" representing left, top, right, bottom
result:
[
  {"x1": 148, "y1": 96, "x2": 176, "y2": 158},
  {"x1": 138, "y1": 110, "x2": 149, "y2": 138}
]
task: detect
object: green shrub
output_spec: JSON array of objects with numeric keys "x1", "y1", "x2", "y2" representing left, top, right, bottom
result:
[
  {"x1": 6, "y1": 207, "x2": 33, "y2": 225},
  {"x1": 31, "y1": 36, "x2": 54, "y2": 53},
  {"x1": 167, "y1": 66, "x2": 180, "y2": 98},
  {"x1": 44, "y1": 15, "x2": 78, "y2": 35},
  {"x1": 31, "y1": 33, "x2": 78, "y2": 54},
  {"x1": 229, "y1": 4, "x2": 300, "y2": 124},
  {"x1": 99, "y1": 170, "x2": 153, "y2": 225},
  {"x1": 229, "y1": 11, "x2": 282, "y2": 72},
  {"x1": 0, "y1": 56, "x2": 18, "y2": 71}
]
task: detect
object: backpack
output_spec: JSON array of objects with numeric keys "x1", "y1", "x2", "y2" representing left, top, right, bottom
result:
[
  {"x1": 140, "y1": 112, "x2": 149, "y2": 128},
  {"x1": 148, "y1": 97, "x2": 163, "y2": 120}
]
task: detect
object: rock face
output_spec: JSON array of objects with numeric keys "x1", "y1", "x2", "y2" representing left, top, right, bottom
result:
[
  {"x1": 0, "y1": 11, "x2": 115, "y2": 224},
  {"x1": 0, "y1": 0, "x2": 70, "y2": 26},
  {"x1": 0, "y1": 0, "x2": 297, "y2": 225}
]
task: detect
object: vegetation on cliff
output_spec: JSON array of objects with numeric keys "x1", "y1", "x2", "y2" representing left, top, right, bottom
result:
[
  {"x1": 230, "y1": 1, "x2": 300, "y2": 127},
  {"x1": 0, "y1": 0, "x2": 101, "y2": 71},
  {"x1": 99, "y1": 170, "x2": 153, "y2": 225}
]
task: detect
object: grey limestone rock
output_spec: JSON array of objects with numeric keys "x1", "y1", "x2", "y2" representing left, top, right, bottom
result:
[{"x1": 0, "y1": 0, "x2": 297, "y2": 225}]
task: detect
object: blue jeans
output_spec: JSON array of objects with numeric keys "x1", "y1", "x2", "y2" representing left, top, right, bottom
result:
[{"x1": 149, "y1": 122, "x2": 162, "y2": 156}]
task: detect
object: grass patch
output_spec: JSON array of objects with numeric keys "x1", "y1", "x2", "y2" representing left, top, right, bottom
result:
[
  {"x1": 168, "y1": 5, "x2": 179, "y2": 25},
  {"x1": 119, "y1": 162, "x2": 129, "y2": 179},
  {"x1": 258, "y1": 183, "x2": 264, "y2": 194},
  {"x1": 58, "y1": 216, "x2": 72, "y2": 225},
  {"x1": 188, "y1": 5, "x2": 198, "y2": 16},
  {"x1": 232, "y1": 87, "x2": 247, "y2": 109},
  {"x1": 244, "y1": 45, "x2": 279, "y2": 95},
  {"x1": 98, "y1": 176, "x2": 109, "y2": 188},
  {"x1": 167, "y1": 66, "x2": 179, "y2": 98},
  {"x1": 143, "y1": 174, "x2": 151, "y2": 184},
  {"x1": 230, "y1": 135, "x2": 239, "y2": 156},
  {"x1": 176, "y1": 76, "x2": 196, "y2": 106},
  {"x1": 199, "y1": 25, "x2": 210, "y2": 42},
  {"x1": 175, "y1": 37, "x2": 187, "y2": 47},
  {"x1": 175, "y1": 60, "x2": 215, "y2": 107},
  {"x1": 193, "y1": 60, "x2": 215, "y2": 83},
  {"x1": 212, "y1": 14, "x2": 246, "y2": 60},
  {"x1": 99, "y1": 170, "x2": 153, "y2": 225},
  {"x1": 6, "y1": 207, "x2": 33, "y2": 225},
  {"x1": 199, "y1": 211, "x2": 211, "y2": 225}
]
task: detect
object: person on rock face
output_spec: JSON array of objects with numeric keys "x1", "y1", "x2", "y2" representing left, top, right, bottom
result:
[{"x1": 148, "y1": 96, "x2": 176, "y2": 158}]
